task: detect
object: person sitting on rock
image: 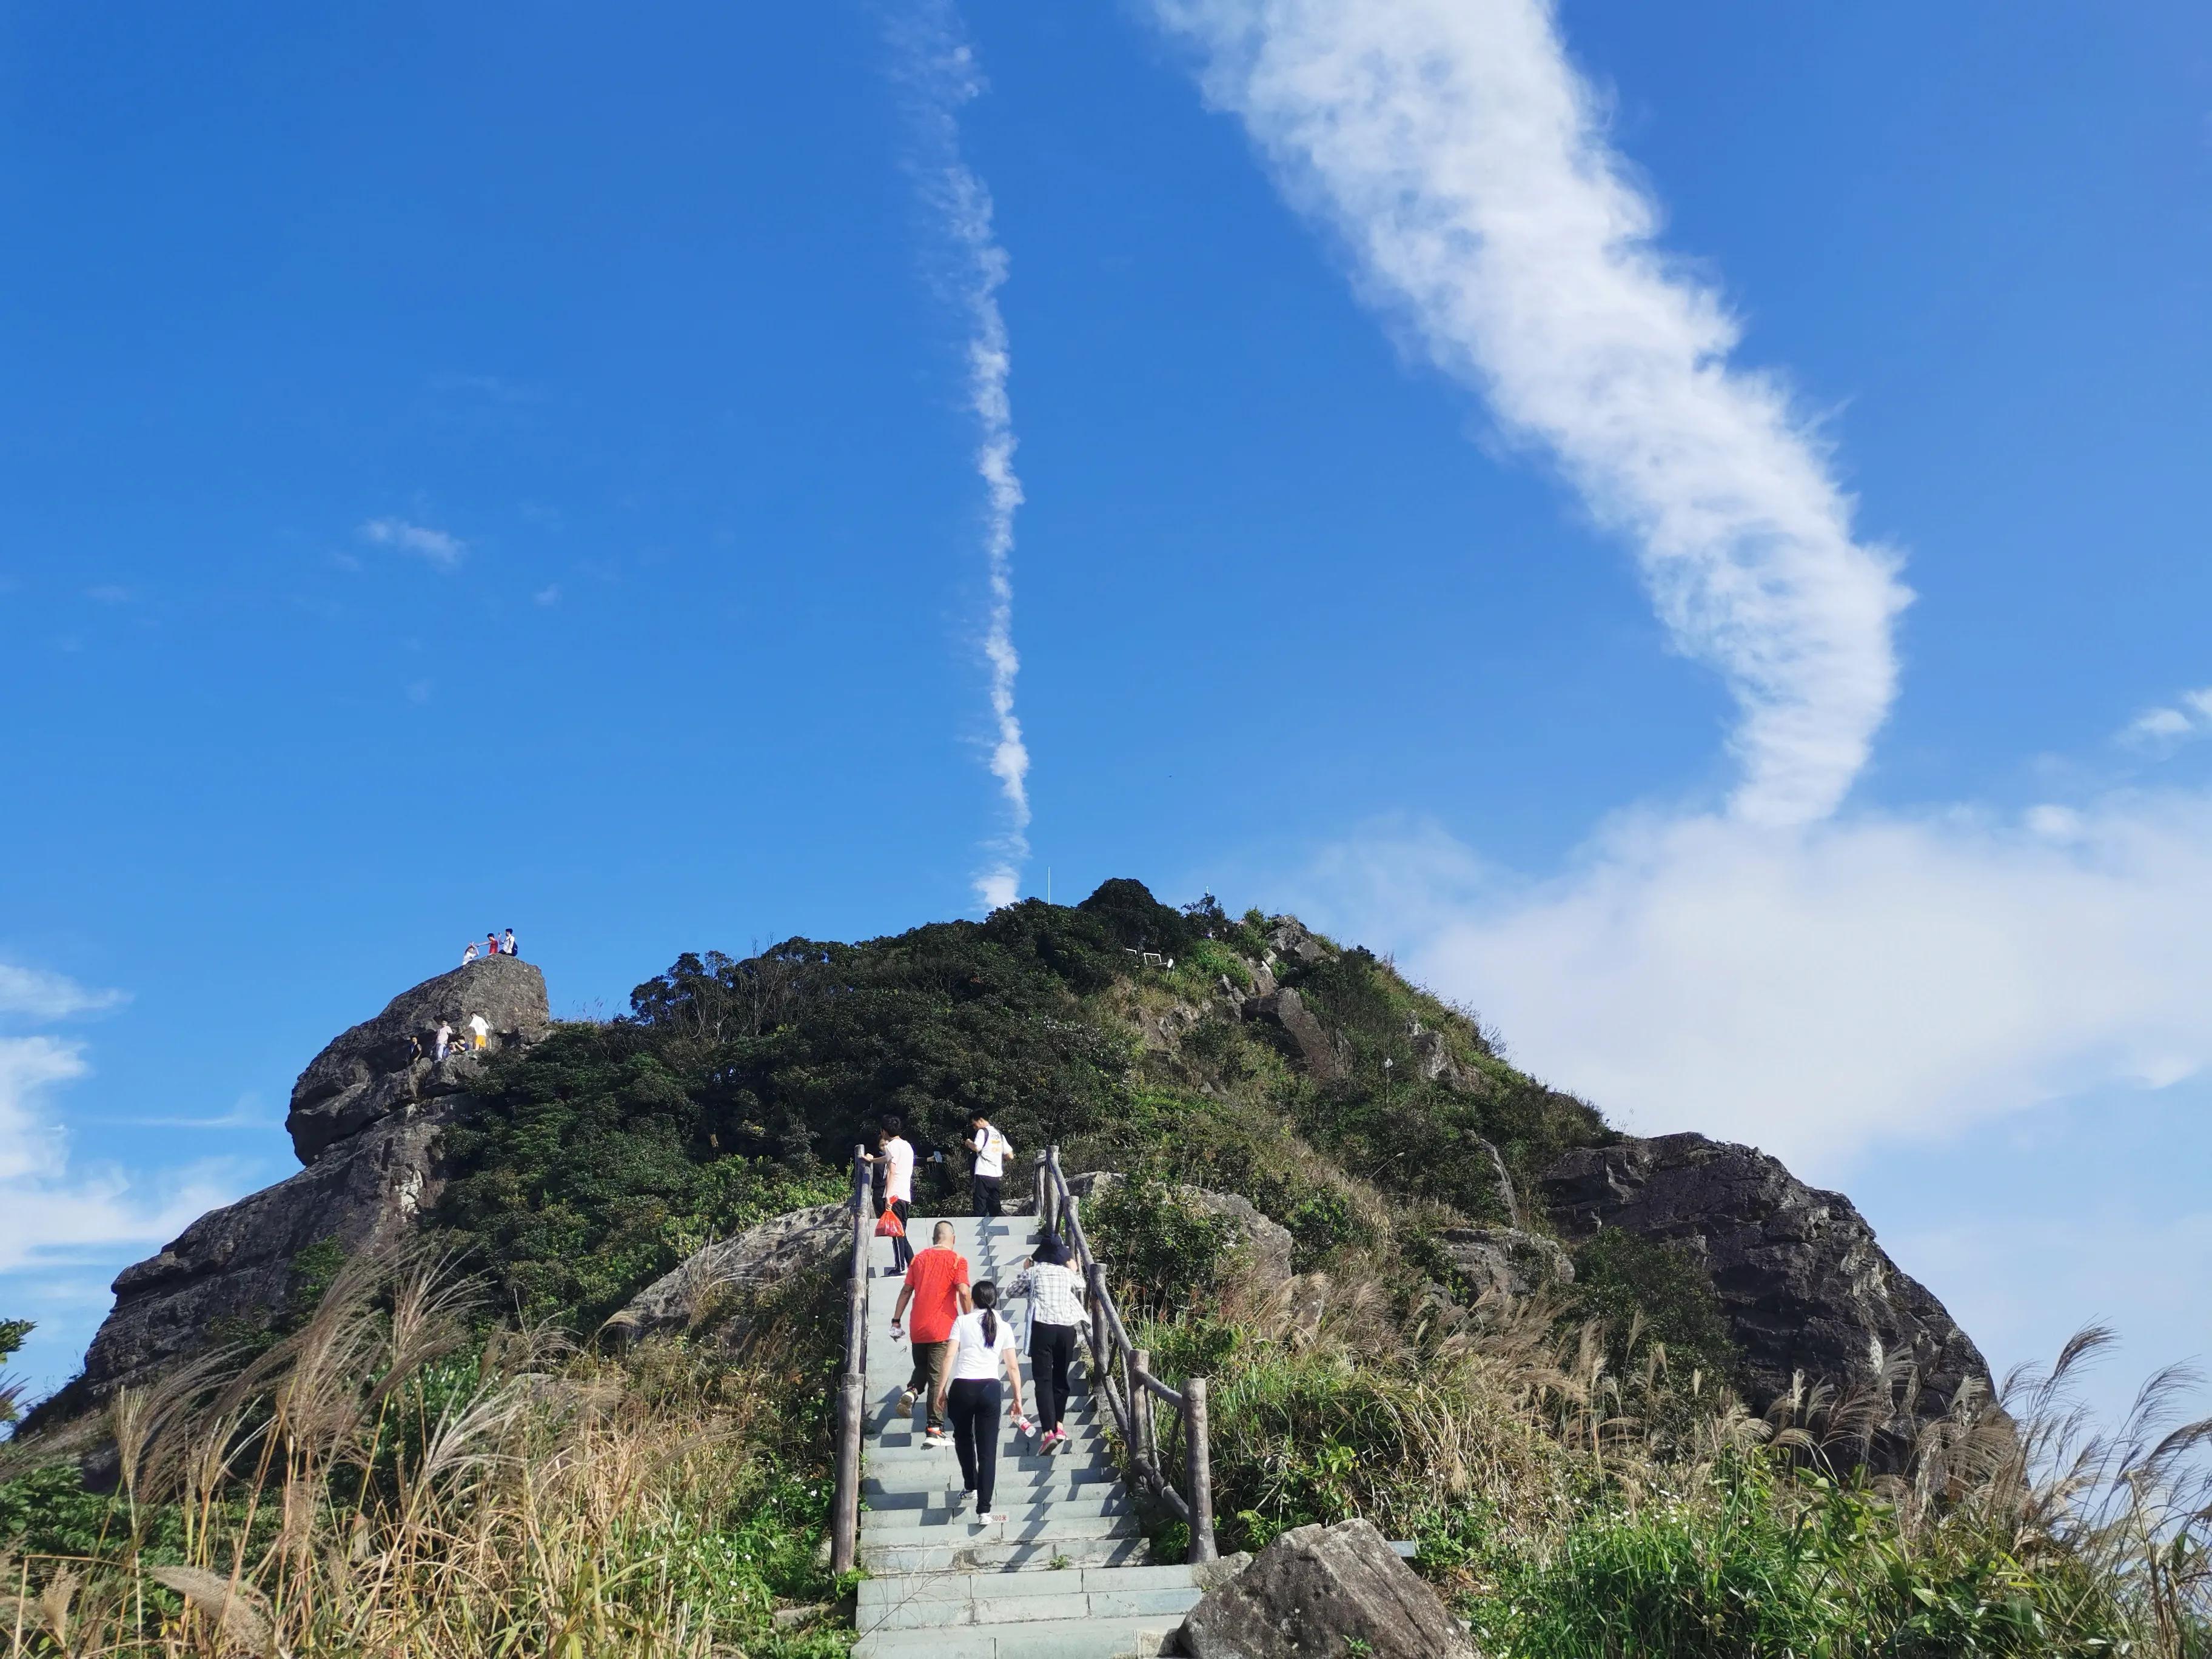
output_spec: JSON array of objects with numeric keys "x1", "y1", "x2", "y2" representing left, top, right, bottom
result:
[
  {"x1": 486, "y1": 931, "x2": 501, "y2": 957},
  {"x1": 503, "y1": 927, "x2": 517, "y2": 959},
  {"x1": 461, "y1": 940, "x2": 478, "y2": 967}
]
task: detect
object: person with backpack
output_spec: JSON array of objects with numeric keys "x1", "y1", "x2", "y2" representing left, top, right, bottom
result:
[
  {"x1": 890, "y1": 1219, "x2": 971, "y2": 1444},
  {"x1": 503, "y1": 928, "x2": 518, "y2": 959},
  {"x1": 967, "y1": 1111, "x2": 1013, "y2": 1218},
  {"x1": 935, "y1": 1279, "x2": 1025, "y2": 1523},
  {"x1": 1007, "y1": 1233, "x2": 1090, "y2": 1452}
]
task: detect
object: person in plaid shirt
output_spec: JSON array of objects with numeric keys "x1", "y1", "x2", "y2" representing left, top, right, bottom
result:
[{"x1": 1006, "y1": 1233, "x2": 1090, "y2": 1451}]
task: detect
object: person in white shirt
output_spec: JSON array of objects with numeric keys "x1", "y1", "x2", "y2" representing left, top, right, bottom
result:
[
  {"x1": 434, "y1": 1021, "x2": 453, "y2": 1062},
  {"x1": 864, "y1": 1116, "x2": 919, "y2": 1273},
  {"x1": 933, "y1": 1280, "x2": 1025, "y2": 1523},
  {"x1": 467, "y1": 1013, "x2": 491, "y2": 1051},
  {"x1": 967, "y1": 1112, "x2": 1013, "y2": 1218},
  {"x1": 461, "y1": 941, "x2": 478, "y2": 967},
  {"x1": 503, "y1": 928, "x2": 518, "y2": 959},
  {"x1": 1007, "y1": 1233, "x2": 1090, "y2": 1451}
]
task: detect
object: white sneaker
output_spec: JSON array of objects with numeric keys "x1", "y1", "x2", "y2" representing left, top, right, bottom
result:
[{"x1": 973, "y1": 1512, "x2": 1005, "y2": 1526}]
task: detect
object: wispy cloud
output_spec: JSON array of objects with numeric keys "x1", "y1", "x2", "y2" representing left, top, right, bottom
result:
[
  {"x1": 84, "y1": 584, "x2": 136, "y2": 605},
  {"x1": 534, "y1": 584, "x2": 561, "y2": 606},
  {"x1": 0, "y1": 962, "x2": 126, "y2": 1021},
  {"x1": 360, "y1": 517, "x2": 466, "y2": 569},
  {"x1": 2120, "y1": 686, "x2": 2212, "y2": 751},
  {"x1": 1290, "y1": 787, "x2": 2212, "y2": 1178},
  {"x1": 890, "y1": 0, "x2": 1031, "y2": 911},
  {"x1": 1149, "y1": 0, "x2": 1910, "y2": 827}
]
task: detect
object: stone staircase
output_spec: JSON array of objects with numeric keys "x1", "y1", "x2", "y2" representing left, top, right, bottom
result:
[{"x1": 853, "y1": 1214, "x2": 1202, "y2": 1657}]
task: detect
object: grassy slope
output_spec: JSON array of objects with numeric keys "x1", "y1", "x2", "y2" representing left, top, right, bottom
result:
[{"x1": 5, "y1": 879, "x2": 2204, "y2": 1656}]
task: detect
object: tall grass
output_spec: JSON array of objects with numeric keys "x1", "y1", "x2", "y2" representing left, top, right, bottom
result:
[
  {"x1": 0, "y1": 1249, "x2": 850, "y2": 1658},
  {"x1": 1122, "y1": 1242, "x2": 2212, "y2": 1657}
]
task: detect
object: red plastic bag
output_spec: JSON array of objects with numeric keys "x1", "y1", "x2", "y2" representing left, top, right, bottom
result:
[{"x1": 874, "y1": 1207, "x2": 906, "y2": 1239}]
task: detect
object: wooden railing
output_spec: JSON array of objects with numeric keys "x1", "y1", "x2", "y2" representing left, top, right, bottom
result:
[
  {"x1": 829, "y1": 1142, "x2": 874, "y2": 1578},
  {"x1": 1035, "y1": 1144, "x2": 1217, "y2": 1563}
]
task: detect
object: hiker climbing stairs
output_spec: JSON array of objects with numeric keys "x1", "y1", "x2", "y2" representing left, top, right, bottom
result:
[{"x1": 852, "y1": 1213, "x2": 1204, "y2": 1658}]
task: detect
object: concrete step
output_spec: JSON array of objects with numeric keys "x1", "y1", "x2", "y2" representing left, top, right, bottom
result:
[
  {"x1": 859, "y1": 1534, "x2": 1150, "y2": 1575},
  {"x1": 866, "y1": 1465, "x2": 1122, "y2": 1500},
  {"x1": 861, "y1": 1510, "x2": 1138, "y2": 1546},
  {"x1": 859, "y1": 1583, "x2": 1199, "y2": 1634},
  {"x1": 850, "y1": 1612, "x2": 1184, "y2": 1658},
  {"x1": 857, "y1": 1563, "x2": 1197, "y2": 1611},
  {"x1": 862, "y1": 1494, "x2": 1131, "y2": 1528}
]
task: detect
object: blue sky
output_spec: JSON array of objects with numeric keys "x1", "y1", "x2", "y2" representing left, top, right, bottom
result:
[{"x1": 4, "y1": 0, "x2": 2208, "y2": 1423}]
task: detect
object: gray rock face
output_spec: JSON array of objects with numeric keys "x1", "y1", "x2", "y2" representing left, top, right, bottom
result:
[
  {"x1": 1244, "y1": 986, "x2": 1344, "y2": 1083},
  {"x1": 1441, "y1": 1225, "x2": 1574, "y2": 1299},
  {"x1": 1262, "y1": 919, "x2": 1331, "y2": 967},
  {"x1": 1542, "y1": 1132, "x2": 1989, "y2": 1422},
  {"x1": 286, "y1": 955, "x2": 549, "y2": 1164},
  {"x1": 73, "y1": 1098, "x2": 461, "y2": 1403},
  {"x1": 612, "y1": 1203, "x2": 848, "y2": 1343},
  {"x1": 1171, "y1": 1518, "x2": 1474, "y2": 1659}
]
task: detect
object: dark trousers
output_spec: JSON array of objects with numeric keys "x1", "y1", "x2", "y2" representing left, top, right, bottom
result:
[
  {"x1": 888, "y1": 1198, "x2": 913, "y2": 1273},
  {"x1": 905, "y1": 1339, "x2": 950, "y2": 1432},
  {"x1": 971, "y1": 1175, "x2": 1002, "y2": 1217},
  {"x1": 947, "y1": 1377, "x2": 1003, "y2": 1510},
  {"x1": 1031, "y1": 1321, "x2": 1078, "y2": 1434}
]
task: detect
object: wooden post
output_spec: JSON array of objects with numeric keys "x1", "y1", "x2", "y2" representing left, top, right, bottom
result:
[
  {"x1": 1134, "y1": 1346, "x2": 1157, "y2": 1487},
  {"x1": 830, "y1": 1144, "x2": 873, "y2": 1578},
  {"x1": 1184, "y1": 1376, "x2": 1218, "y2": 1563},
  {"x1": 1035, "y1": 1147, "x2": 1051, "y2": 1235}
]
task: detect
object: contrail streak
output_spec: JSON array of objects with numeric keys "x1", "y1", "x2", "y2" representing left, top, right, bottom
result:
[{"x1": 893, "y1": 2, "x2": 1031, "y2": 908}]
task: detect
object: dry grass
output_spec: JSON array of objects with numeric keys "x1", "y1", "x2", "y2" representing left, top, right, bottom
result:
[{"x1": 1, "y1": 1248, "x2": 845, "y2": 1659}]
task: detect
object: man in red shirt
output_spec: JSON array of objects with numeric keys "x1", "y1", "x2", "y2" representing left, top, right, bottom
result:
[{"x1": 890, "y1": 1219, "x2": 971, "y2": 1443}]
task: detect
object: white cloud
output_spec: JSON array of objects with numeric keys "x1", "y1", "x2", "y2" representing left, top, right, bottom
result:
[
  {"x1": 891, "y1": 0, "x2": 1032, "y2": 911},
  {"x1": 1148, "y1": 0, "x2": 1910, "y2": 827},
  {"x1": 0, "y1": 962, "x2": 126, "y2": 1021},
  {"x1": 0, "y1": 1034, "x2": 232, "y2": 1273},
  {"x1": 360, "y1": 517, "x2": 466, "y2": 569},
  {"x1": 1292, "y1": 790, "x2": 2212, "y2": 1179},
  {"x1": 2119, "y1": 686, "x2": 2212, "y2": 750}
]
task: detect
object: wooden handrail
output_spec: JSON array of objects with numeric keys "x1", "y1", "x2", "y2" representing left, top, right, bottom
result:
[
  {"x1": 1041, "y1": 1145, "x2": 1216, "y2": 1562},
  {"x1": 829, "y1": 1142, "x2": 874, "y2": 1578}
]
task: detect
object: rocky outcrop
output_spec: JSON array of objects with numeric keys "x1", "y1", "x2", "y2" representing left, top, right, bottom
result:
[
  {"x1": 1170, "y1": 1518, "x2": 1474, "y2": 1659},
  {"x1": 286, "y1": 956, "x2": 549, "y2": 1164},
  {"x1": 1243, "y1": 986, "x2": 1344, "y2": 1083},
  {"x1": 1440, "y1": 1225, "x2": 1574, "y2": 1299},
  {"x1": 1543, "y1": 1132, "x2": 1989, "y2": 1422},
  {"x1": 50, "y1": 959, "x2": 553, "y2": 1418},
  {"x1": 610, "y1": 1204, "x2": 848, "y2": 1344},
  {"x1": 70, "y1": 1098, "x2": 461, "y2": 1405}
]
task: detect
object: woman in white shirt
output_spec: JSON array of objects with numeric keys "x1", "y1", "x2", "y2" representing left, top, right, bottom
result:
[
  {"x1": 1007, "y1": 1235, "x2": 1090, "y2": 1452},
  {"x1": 933, "y1": 1280, "x2": 1026, "y2": 1523}
]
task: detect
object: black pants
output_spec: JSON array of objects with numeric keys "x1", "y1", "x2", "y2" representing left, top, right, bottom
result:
[
  {"x1": 971, "y1": 1175, "x2": 1002, "y2": 1217},
  {"x1": 1031, "y1": 1321, "x2": 1078, "y2": 1434},
  {"x1": 947, "y1": 1378, "x2": 1003, "y2": 1511},
  {"x1": 889, "y1": 1198, "x2": 913, "y2": 1273}
]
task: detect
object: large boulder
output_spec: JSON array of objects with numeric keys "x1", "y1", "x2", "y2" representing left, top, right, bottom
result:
[
  {"x1": 1170, "y1": 1518, "x2": 1475, "y2": 1659},
  {"x1": 286, "y1": 955, "x2": 548, "y2": 1163},
  {"x1": 60, "y1": 1098, "x2": 461, "y2": 1410},
  {"x1": 1542, "y1": 1132, "x2": 1989, "y2": 1423},
  {"x1": 1243, "y1": 987, "x2": 1344, "y2": 1084},
  {"x1": 611, "y1": 1203, "x2": 849, "y2": 1343},
  {"x1": 1439, "y1": 1225, "x2": 1574, "y2": 1299}
]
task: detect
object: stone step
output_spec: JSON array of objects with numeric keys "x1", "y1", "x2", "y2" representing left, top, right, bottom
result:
[
  {"x1": 860, "y1": 1510, "x2": 1138, "y2": 1546},
  {"x1": 850, "y1": 1612, "x2": 1185, "y2": 1658},
  {"x1": 866, "y1": 1465, "x2": 1121, "y2": 1500},
  {"x1": 860, "y1": 1495, "x2": 1130, "y2": 1532},
  {"x1": 857, "y1": 1563, "x2": 1197, "y2": 1610},
  {"x1": 859, "y1": 1583, "x2": 1199, "y2": 1634},
  {"x1": 864, "y1": 1478, "x2": 1122, "y2": 1508},
  {"x1": 859, "y1": 1535, "x2": 1150, "y2": 1575}
]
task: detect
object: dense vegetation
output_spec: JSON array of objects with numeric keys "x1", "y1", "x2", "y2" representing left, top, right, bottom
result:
[{"x1": 5, "y1": 878, "x2": 2206, "y2": 1655}]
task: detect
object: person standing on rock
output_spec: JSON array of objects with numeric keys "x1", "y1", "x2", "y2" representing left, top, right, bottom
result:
[
  {"x1": 503, "y1": 928, "x2": 517, "y2": 959},
  {"x1": 468, "y1": 1013, "x2": 490, "y2": 1051},
  {"x1": 936, "y1": 1279, "x2": 1025, "y2": 1523},
  {"x1": 967, "y1": 1111, "x2": 1012, "y2": 1218},
  {"x1": 865, "y1": 1116, "x2": 918, "y2": 1274},
  {"x1": 890, "y1": 1219, "x2": 971, "y2": 1446},
  {"x1": 1007, "y1": 1233, "x2": 1088, "y2": 1452},
  {"x1": 434, "y1": 1020, "x2": 454, "y2": 1062}
]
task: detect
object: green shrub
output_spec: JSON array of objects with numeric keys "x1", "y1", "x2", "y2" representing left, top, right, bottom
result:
[{"x1": 1570, "y1": 1228, "x2": 1742, "y2": 1390}]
